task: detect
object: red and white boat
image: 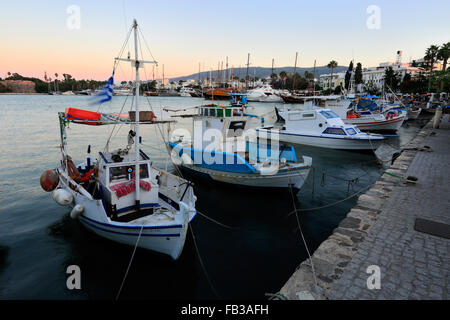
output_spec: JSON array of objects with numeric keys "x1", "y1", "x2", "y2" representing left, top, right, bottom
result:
[{"x1": 343, "y1": 110, "x2": 406, "y2": 131}]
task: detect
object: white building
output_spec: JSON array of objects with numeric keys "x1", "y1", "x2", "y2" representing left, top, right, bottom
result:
[
  {"x1": 320, "y1": 72, "x2": 346, "y2": 90},
  {"x1": 362, "y1": 62, "x2": 426, "y2": 90}
]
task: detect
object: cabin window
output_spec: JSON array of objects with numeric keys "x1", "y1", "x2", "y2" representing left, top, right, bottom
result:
[
  {"x1": 228, "y1": 121, "x2": 246, "y2": 137},
  {"x1": 288, "y1": 113, "x2": 303, "y2": 121},
  {"x1": 323, "y1": 127, "x2": 347, "y2": 135},
  {"x1": 355, "y1": 127, "x2": 362, "y2": 133},
  {"x1": 319, "y1": 110, "x2": 340, "y2": 119},
  {"x1": 109, "y1": 164, "x2": 149, "y2": 182},
  {"x1": 302, "y1": 113, "x2": 315, "y2": 118},
  {"x1": 346, "y1": 128, "x2": 357, "y2": 135}
]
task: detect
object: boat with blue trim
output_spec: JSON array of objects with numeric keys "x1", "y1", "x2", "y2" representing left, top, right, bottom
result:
[
  {"x1": 257, "y1": 102, "x2": 384, "y2": 150},
  {"x1": 39, "y1": 20, "x2": 197, "y2": 260},
  {"x1": 166, "y1": 94, "x2": 312, "y2": 193}
]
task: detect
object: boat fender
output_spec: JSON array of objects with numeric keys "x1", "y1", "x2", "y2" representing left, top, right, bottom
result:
[
  {"x1": 179, "y1": 201, "x2": 189, "y2": 216},
  {"x1": 52, "y1": 189, "x2": 74, "y2": 206},
  {"x1": 40, "y1": 169, "x2": 60, "y2": 192},
  {"x1": 70, "y1": 204, "x2": 84, "y2": 219}
]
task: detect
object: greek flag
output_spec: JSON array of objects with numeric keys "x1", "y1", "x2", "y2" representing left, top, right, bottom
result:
[{"x1": 92, "y1": 73, "x2": 114, "y2": 104}]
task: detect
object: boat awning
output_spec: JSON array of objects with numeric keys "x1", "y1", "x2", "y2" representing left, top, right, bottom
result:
[{"x1": 62, "y1": 108, "x2": 174, "y2": 125}]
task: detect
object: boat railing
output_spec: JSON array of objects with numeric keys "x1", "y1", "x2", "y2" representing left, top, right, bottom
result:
[{"x1": 198, "y1": 105, "x2": 244, "y2": 118}]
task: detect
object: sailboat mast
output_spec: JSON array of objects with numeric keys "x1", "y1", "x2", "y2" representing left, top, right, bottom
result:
[
  {"x1": 133, "y1": 19, "x2": 141, "y2": 204},
  {"x1": 293, "y1": 52, "x2": 298, "y2": 91}
]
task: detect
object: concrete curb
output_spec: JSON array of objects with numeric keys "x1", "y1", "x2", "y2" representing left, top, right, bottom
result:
[{"x1": 279, "y1": 119, "x2": 435, "y2": 300}]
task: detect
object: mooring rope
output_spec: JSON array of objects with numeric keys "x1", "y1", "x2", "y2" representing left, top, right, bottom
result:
[
  {"x1": 288, "y1": 182, "x2": 318, "y2": 287},
  {"x1": 115, "y1": 225, "x2": 144, "y2": 300},
  {"x1": 189, "y1": 224, "x2": 221, "y2": 299}
]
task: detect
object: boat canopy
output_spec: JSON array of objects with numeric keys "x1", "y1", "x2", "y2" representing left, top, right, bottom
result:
[{"x1": 62, "y1": 108, "x2": 174, "y2": 125}]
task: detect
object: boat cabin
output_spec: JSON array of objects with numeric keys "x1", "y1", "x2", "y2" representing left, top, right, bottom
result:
[
  {"x1": 96, "y1": 149, "x2": 160, "y2": 221},
  {"x1": 278, "y1": 108, "x2": 362, "y2": 137}
]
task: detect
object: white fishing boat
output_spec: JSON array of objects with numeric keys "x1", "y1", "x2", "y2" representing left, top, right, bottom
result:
[
  {"x1": 167, "y1": 94, "x2": 312, "y2": 193},
  {"x1": 319, "y1": 97, "x2": 406, "y2": 131},
  {"x1": 114, "y1": 88, "x2": 133, "y2": 96},
  {"x1": 247, "y1": 85, "x2": 283, "y2": 103},
  {"x1": 40, "y1": 20, "x2": 197, "y2": 260},
  {"x1": 257, "y1": 103, "x2": 384, "y2": 150},
  {"x1": 179, "y1": 87, "x2": 193, "y2": 97}
]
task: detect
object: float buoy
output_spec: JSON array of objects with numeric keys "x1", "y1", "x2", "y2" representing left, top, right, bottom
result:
[
  {"x1": 52, "y1": 189, "x2": 74, "y2": 206},
  {"x1": 40, "y1": 170, "x2": 60, "y2": 192},
  {"x1": 70, "y1": 204, "x2": 84, "y2": 219}
]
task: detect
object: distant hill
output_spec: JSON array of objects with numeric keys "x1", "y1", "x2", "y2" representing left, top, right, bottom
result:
[{"x1": 170, "y1": 65, "x2": 348, "y2": 82}]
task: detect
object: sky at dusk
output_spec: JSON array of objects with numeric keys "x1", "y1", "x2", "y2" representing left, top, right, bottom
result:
[{"x1": 1, "y1": 0, "x2": 449, "y2": 82}]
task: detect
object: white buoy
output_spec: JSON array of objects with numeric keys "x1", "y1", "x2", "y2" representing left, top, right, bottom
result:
[
  {"x1": 52, "y1": 189, "x2": 74, "y2": 206},
  {"x1": 70, "y1": 204, "x2": 84, "y2": 219}
]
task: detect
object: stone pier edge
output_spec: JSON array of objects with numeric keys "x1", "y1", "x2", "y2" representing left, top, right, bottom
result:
[{"x1": 279, "y1": 119, "x2": 435, "y2": 300}]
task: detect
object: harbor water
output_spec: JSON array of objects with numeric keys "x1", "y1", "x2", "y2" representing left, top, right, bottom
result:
[{"x1": 0, "y1": 95, "x2": 430, "y2": 299}]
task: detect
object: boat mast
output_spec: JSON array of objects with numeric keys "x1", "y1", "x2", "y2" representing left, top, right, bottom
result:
[
  {"x1": 133, "y1": 19, "x2": 141, "y2": 205},
  {"x1": 245, "y1": 53, "x2": 250, "y2": 90},
  {"x1": 293, "y1": 52, "x2": 298, "y2": 92}
]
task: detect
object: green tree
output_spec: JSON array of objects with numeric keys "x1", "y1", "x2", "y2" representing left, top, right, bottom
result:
[
  {"x1": 344, "y1": 61, "x2": 354, "y2": 90},
  {"x1": 354, "y1": 63, "x2": 363, "y2": 85},
  {"x1": 384, "y1": 67, "x2": 400, "y2": 91},
  {"x1": 327, "y1": 60, "x2": 338, "y2": 91},
  {"x1": 424, "y1": 45, "x2": 440, "y2": 92}
]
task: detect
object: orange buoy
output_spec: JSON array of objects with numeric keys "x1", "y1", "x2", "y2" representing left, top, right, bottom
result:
[{"x1": 40, "y1": 170, "x2": 60, "y2": 192}]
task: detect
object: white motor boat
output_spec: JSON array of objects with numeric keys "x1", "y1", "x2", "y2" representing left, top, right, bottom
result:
[
  {"x1": 247, "y1": 85, "x2": 283, "y2": 103},
  {"x1": 40, "y1": 20, "x2": 197, "y2": 260},
  {"x1": 114, "y1": 88, "x2": 133, "y2": 96},
  {"x1": 167, "y1": 94, "x2": 312, "y2": 193},
  {"x1": 257, "y1": 103, "x2": 384, "y2": 150},
  {"x1": 179, "y1": 87, "x2": 196, "y2": 97}
]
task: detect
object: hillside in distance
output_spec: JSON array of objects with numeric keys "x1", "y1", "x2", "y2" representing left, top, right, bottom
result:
[{"x1": 170, "y1": 65, "x2": 348, "y2": 82}]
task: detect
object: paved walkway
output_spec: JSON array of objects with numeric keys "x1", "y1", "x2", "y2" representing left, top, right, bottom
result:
[{"x1": 329, "y1": 115, "x2": 450, "y2": 300}]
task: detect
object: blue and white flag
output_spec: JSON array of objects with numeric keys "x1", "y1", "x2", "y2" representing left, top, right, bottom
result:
[{"x1": 92, "y1": 73, "x2": 114, "y2": 105}]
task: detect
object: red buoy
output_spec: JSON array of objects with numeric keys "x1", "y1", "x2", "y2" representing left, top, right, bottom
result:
[{"x1": 40, "y1": 170, "x2": 60, "y2": 192}]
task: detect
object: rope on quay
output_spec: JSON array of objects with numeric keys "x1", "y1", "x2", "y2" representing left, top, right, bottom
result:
[
  {"x1": 286, "y1": 183, "x2": 374, "y2": 218},
  {"x1": 265, "y1": 292, "x2": 289, "y2": 300},
  {"x1": 115, "y1": 225, "x2": 144, "y2": 300}
]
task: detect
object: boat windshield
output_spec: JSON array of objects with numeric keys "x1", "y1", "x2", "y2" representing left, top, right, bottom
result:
[
  {"x1": 110, "y1": 164, "x2": 149, "y2": 182},
  {"x1": 319, "y1": 110, "x2": 340, "y2": 119}
]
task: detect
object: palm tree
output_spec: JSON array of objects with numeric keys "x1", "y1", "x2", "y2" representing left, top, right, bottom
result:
[
  {"x1": 437, "y1": 42, "x2": 449, "y2": 71},
  {"x1": 424, "y1": 45, "x2": 440, "y2": 92},
  {"x1": 327, "y1": 60, "x2": 338, "y2": 92},
  {"x1": 54, "y1": 73, "x2": 59, "y2": 92}
]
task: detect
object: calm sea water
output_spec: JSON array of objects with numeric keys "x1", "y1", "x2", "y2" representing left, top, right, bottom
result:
[{"x1": 0, "y1": 95, "x2": 428, "y2": 300}]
